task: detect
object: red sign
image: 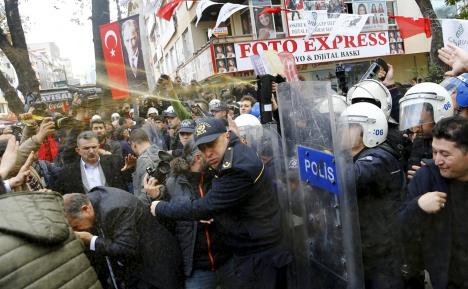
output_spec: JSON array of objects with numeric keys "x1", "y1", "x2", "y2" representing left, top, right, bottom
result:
[{"x1": 100, "y1": 22, "x2": 129, "y2": 100}]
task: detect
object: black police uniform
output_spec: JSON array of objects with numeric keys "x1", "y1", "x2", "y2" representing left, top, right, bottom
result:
[
  {"x1": 155, "y1": 118, "x2": 291, "y2": 289},
  {"x1": 354, "y1": 144, "x2": 405, "y2": 289}
]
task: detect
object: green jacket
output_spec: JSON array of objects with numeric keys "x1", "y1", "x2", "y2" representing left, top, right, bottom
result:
[{"x1": 0, "y1": 191, "x2": 102, "y2": 289}]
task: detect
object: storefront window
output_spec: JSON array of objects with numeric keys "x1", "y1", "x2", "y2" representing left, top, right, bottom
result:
[{"x1": 251, "y1": 0, "x2": 286, "y2": 39}]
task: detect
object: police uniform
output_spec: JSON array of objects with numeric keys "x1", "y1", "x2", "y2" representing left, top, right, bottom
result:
[
  {"x1": 155, "y1": 118, "x2": 291, "y2": 289},
  {"x1": 354, "y1": 144, "x2": 405, "y2": 289}
]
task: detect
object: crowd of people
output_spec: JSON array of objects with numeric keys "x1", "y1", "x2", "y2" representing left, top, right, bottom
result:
[{"x1": 0, "y1": 44, "x2": 467, "y2": 289}]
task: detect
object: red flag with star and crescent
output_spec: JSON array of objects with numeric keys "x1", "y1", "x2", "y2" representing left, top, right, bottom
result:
[{"x1": 100, "y1": 21, "x2": 129, "y2": 100}]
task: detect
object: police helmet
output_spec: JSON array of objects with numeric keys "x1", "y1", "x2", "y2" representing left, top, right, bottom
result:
[
  {"x1": 340, "y1": 102, "x2": 388, "y2": 148},
  {"x1": 399, "y1": 82, "x2": 453, "y2": 131},
  {"x1": 347, "y1": 79, "x2": 392, "y2": 119},
  {"x1": 441, "y1": 73, "x2": 468, "y2": 108}
]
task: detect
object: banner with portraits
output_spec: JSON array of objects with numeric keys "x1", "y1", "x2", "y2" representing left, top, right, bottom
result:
[
  {"x1": 100, "y1": 15, "x2": 148, "y2": 99},
  {"x1": 353, "y1": 1, "x2": 388, "y2": 31},
  {"x1": 214, "y1": 43, "x2": 238, "y2": 73},
  {"x1": 286, "y1": 0, "x2": 346, "y2": 37}
]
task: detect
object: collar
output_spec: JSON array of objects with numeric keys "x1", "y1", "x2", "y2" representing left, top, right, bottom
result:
[{"x1": 81, "y1": 157, "x2": 101, "y2": 169}]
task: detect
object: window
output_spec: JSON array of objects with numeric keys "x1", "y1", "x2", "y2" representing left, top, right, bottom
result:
[
  {"x1": 182, "y1": 29, "x2": 193, "y2": 60},
  {"x1": 252, "y1": 0, "x2": 286, "y2": 39}
]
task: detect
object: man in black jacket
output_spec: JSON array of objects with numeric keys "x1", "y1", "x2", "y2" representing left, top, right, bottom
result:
[
  {"x1": 149, "y1": 118, "x2": 291, "y2": 289},
  {"x1": 53, "y1": 131, "x2": 128, "y2": 194},
  {"x1": 63, "y1": 187, "x2": 183, "y2": 289},
  {"x1": 400, "y1": 116, "x2": 468, "y2": 289}
]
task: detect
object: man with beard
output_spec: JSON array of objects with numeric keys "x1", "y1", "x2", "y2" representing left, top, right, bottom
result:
[{"x1": 91, "y1": 119, "x2": 122, "y2": 157}]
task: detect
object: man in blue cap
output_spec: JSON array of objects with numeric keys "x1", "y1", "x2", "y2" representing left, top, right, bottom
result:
[{"x1": 148, "y1": 117, "x2": 291, "y2": 289}]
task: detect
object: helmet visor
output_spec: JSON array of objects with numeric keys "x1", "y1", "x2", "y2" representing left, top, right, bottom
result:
[{"x1": 399, "y1": 102, "x2": 434, "y2": 131}]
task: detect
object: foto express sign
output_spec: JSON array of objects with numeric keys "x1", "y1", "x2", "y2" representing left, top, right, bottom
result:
[
  {"x1": 297, "y1": 146, "x2": 340, "y2": 195},
  {"x1": 234, "y1": 32, "x2": 390, "y2": 71}
]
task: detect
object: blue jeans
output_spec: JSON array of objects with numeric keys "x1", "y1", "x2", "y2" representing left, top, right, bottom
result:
[{"x1": 185, "y1": 270, "x2": 218, "y2": 289}]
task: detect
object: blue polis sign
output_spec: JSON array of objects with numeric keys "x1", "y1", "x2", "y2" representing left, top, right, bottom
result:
[{"x1": 297, "y1": 145, "x2": 340, "y2": 195}]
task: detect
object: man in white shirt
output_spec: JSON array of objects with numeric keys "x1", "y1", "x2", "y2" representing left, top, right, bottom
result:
[{"x1": 54, "y1": 131, "x2": 128, "y2": 194}]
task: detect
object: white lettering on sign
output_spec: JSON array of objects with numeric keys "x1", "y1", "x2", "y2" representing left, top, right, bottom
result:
[
  {"x1": 304, "y1": 159, "x2": 335, "y2": 183},
  {"x1": 40, "y1": 91, "x2": 72, "y2": 103}
]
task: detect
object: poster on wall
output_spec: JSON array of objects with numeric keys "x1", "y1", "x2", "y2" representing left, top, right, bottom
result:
[
  {"x1": 388, "y1": 27, "x2": 405, "y2": 54},
  {"x1": 353, "y1": 1, "x2": 388, "y2": 31},
  {"x1": 253, "y1": 7, "x2": 277, "y2": 39},
  {"x1": 213, "y1": 43, "x2": 238, "y2": 74},
  {"x1": 286, "y1": 0, "x2": 346, "y2": 37}
]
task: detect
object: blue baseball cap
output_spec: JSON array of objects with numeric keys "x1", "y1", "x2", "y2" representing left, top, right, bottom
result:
[
  {"x1": 194, "y1": 117, "x2": 227, "y2": 146},
  {"x1": 179, "y1": 119, "x2": 196, "y2": 133}
]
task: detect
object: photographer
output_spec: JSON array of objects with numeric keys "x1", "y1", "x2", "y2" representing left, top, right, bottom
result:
[{"x1": 129, "y1": 128, "x2": 170, "y2": 205}]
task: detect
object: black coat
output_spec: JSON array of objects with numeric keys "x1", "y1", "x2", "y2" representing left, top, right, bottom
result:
[
  {"x1": 399, "y1": 161, "x2": 453, "y2": 289},
  {"x1": 166, "y1": 172, "x2": 231, "y2": 276},
  {"x1": 354, "y1": 145, "x2": 405, "y2": 280},
  {"x1": 157, "y1": 135, "x2": 285, "y2": 256},
  {"x1": 53, "y1": 155, "x2": 127, "y2": 195},
  {"x1": 88, "y1": 186, "x2": 183, "y2": 289}
]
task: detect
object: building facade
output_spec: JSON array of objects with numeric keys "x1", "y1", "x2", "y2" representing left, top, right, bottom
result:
[
  {"x1": 138, "y1": 0, "x2": 437, "y2": 92},
  {"x1": 28, "y1": 42, "x2": 77, "y2": 89}
]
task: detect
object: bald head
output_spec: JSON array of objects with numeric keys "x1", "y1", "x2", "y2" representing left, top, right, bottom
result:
[{"x1": 63, "y1": 193, "x2": 95, "y2": 232}]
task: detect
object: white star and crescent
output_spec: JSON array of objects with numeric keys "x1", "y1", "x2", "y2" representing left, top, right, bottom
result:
[{"x1": 104, "y1": 29, "x2": 118, "y2": 57}]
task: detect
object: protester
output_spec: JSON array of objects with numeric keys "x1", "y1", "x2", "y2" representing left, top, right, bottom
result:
[
  {"x1": 163, "y1": 141, "x2": 231, "y2": 289},
  {"x1": 438, "y1": 43, "x2": 468, "y2": 77},
  {"x1": 63, "y1": 189, "x2": 183, "y2": 289},
  {"x1": 400, "y1": 116, "x2": 468, "y2": 289},
  {"x1": 53, "y1": 131, "x2": 130, "y2": 194},
  {"x1": 239, "y1": 95, "x2": 256, "y2": 115},
  {"x1": 90, "y1": 119, "x2": 122, "y2": 156}
]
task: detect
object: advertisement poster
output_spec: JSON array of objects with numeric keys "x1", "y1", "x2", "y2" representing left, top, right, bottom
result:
[
  {"x1": 254, "y1": 7, "x2": 277, "y2": 39},
  {"x1": 214, "y1": 43, "x2": 238, "y2": 73},
  {"x1": 353, "y1": 1, "x2": 388, "y2": 31},
  {"x1": 234, "y1": 32, "x2": 390, "y2": 71},
  {"x1": 287, "y1": 0, "x2": 346, "y2": 37}
]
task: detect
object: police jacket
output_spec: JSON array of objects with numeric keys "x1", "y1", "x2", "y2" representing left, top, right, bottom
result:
[
  {"x1": 0, "y1": 191, "x2": 102, "y2": 289},
  {"x1": 354, "y1": 144, "x2": 405, "y2": 276},
  {"x1": 166, "y1": 171, "x2": 231, "y2": 276},
  {"x1": 157, "y1": 135, "x2": 283, "y2": 255},
  {"x1": 399, "y1": 161, "x2": 452, "y2": 289}
]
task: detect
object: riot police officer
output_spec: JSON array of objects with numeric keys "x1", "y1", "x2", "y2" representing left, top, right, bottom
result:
[
  {"x1": 399, "y1": 83, "x2": 454, "y2": 180},
  {"x1": 149, "y1": 117, "x2": 291, "y2": 289},
  {"x1": 441, "y1": 73, "x2": 468, "y2": 118},
  {"x1": 340, "y1": 102, "x2": 405, "y2": 288}
]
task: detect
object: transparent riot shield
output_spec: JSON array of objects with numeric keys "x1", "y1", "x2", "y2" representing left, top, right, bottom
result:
[{"x1": 277, "y1": 81, "x2": 364, "y2": 289}]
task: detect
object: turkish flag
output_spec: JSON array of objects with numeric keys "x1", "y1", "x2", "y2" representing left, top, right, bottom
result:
[
  {"x1": 100, "y1": 21, "x2": 129, "y2": 100},
  {"x1": 391, "y1": 16, "x2": 432, "y2": 39},
  {"x1": 156, "y1": 0, "x2": 182, "y2": 21}
]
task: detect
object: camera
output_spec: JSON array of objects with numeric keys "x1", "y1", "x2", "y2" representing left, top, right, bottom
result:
[
  {"x1": 145, "y1": 151, "x2": 173, "y2": 184},
  {"x1": 360, "y1": 58, "x2": 388, "y2": 82}
]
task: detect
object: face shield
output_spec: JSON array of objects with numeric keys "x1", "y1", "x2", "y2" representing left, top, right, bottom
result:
[
  {"x1": 441, "y1": 74, "x2": 468, "y2": 108},
  {"x1": 399, "y1": 101, "x2": 434, "y2": 131}
]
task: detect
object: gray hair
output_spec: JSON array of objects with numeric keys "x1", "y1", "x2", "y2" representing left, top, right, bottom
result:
[
  {"x1": 76, "y1": 131, "x2": 98, "y2": 146},
  {"x1": 63, "y1": 193, "x2": 90, "y2": 219},
  {"x1": 122, "y1": 19, "x2": 138, "y2": 35}
]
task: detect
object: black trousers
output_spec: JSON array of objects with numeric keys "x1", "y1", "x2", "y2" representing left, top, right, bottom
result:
[{"x1": 218, "y1": 246, "x2": 292, "y2": 289}]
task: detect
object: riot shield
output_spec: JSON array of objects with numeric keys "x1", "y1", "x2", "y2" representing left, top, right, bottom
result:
[{"x1": 276, "y1": 81, "x2": 364, "y2": 289}]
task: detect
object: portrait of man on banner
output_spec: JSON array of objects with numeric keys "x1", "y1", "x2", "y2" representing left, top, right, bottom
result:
[
  {"x1": 120, "y1": 16, "x2": 148, "y2": 94},
  {"x1": 254, "y1": 7, "x2": 276, "y2": 40}
]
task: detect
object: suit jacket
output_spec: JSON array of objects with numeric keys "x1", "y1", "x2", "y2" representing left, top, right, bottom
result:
[
  {"x1": 124, "y1": 48, "x2": 147, "y2": 93},
  {"x1": 53, "y1": 155, "x2": 127, "y2": 195},
  {"x1": 88, "y1": 187, "x2": 183, "y2": 289}
]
